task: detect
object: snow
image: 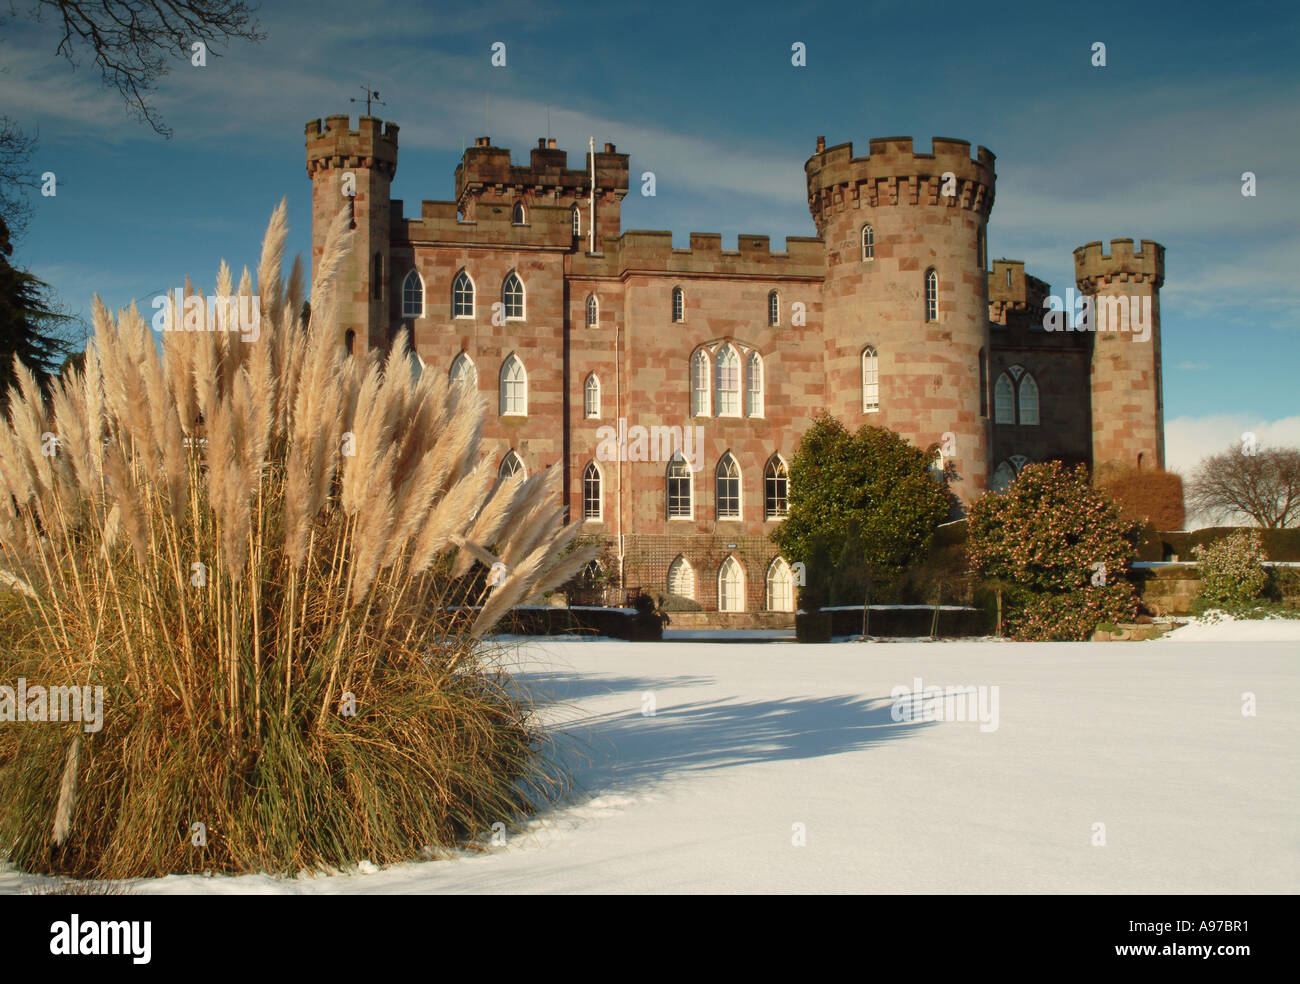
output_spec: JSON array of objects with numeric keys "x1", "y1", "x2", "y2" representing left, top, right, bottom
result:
[
  {"x1": 1156, "y1": 613, "x2": 1300, "y2": 643},
  {"x1": 3, "y1": 623, "x2": 1296, "y2": 894}
]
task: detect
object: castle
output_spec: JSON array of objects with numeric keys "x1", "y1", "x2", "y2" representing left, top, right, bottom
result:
[{"x1": 305, "y1": 114, "x2": 1167, "y2": 617}]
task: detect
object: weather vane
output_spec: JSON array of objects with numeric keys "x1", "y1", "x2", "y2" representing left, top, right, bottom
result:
[{"x1": 351, "y1": 85, "x2": 386, "y2": 116}]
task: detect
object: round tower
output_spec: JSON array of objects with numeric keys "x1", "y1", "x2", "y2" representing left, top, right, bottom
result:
[
  {"x1": 805, "y1": 136, "x2": 996, "y2": 502},
  {"x1": 305, "y1": 114, "x2": 399, "y2": 352},
  {"x1": 1074, "y1": 238, "x2": 1165, "y2": 476}
]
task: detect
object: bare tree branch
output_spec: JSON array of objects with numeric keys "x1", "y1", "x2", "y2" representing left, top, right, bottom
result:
[
  {"x1": 0, "y1": 116, "x2": 38, "y2": 242},
  {"x1": 20, "y1": 0, "x2": 265, "y2": 137},
  {"x1": 1186, "y1": 445, "x2": 1300, "y2": 529}
]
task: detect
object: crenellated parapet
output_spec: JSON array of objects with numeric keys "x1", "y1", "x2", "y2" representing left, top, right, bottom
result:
[
  {"x1": 804, "y1": 136, "x2": 996, "y2": 234},
  {"x1": 988, "y1": 259, "x2": 1050, "y2": 324},
  {"x1": 454, "y1": 137, "x2": 628, "y2": 213},
  {"x1": 1074, "y1": 239, "x2": 1165, "y2": 292},
  {"x1": 305, "y1": 115, "x2": 399, "y2": 180}
]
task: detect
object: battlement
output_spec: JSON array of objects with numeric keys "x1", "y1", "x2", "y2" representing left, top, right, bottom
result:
[
  {"x1": 569, "y1": 229, "x2": 824, "y2": 278},
  {"x1": 1074, "y1": 239, "x2": 1165, "y2": 290},
  {"x1": 305, "y1": 114, "x2": 399, "y2": 179},
  {"x1": 988, "y1": 260, "x2": 1049, "y2": 309},
  {"x1": 454, "y1": 137, "x2": 629, "y2": 211},
  {"x1": 805, "y1": 135, "x2": 996, "y2": 230}
]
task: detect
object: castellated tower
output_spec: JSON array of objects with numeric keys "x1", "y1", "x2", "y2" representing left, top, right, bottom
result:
[
  {"x1": 1074, "y1": 238, "x2": 1165, "y2": 476},
  {"x1": 305, "y1": 115, "x2": 399, "y2": 352},
  {"x1": 805, "y1": 136, "x2": 996, "y2": 502}
]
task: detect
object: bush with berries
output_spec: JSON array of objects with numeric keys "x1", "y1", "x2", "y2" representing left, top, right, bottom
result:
[{"x1": 968, "y1": 462, "x2": 1143, "y2": 640}]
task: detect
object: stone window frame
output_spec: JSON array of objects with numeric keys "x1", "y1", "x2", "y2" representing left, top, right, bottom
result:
[
  {"x1": 691, "y1": 347, "x2": 711, "y2": 417},
  {"x1": 718, "y1": 556, "x2": 746, "y2": 613},
  {"x1": 764, "y1": 454, "x2": 789, "y2": 520},
  {"x1": 925, "y1": 267, "x2": 939, "y2": 323},
  {"x1": 584, "y1": 373, "x2": 601, "y2": 419},
  {"x1": 452, "y1": 269, "x2": 475, "y2": 319},
  {"x1": 450, "y1": 351, "x2": 477, "y2": 389},
  {"x1": 862, "y1": 345, "x2": 880, "y2": 413},
  {"x1": 400, "y1": 269, "x2": 425, "y2": 319},
  {"x1": 512, "y1": 202, "x2": 527, "y2": 225},
  {"x1": 582, "y1": 461, "x2": 603, "y2": 521},
  {"x1": 586, "y1": 293, "x2": 599, "y2": 328},
  {"x1": 861, "y1": 224, "x2": 875, "y2": 261},
  {"x1": 499, "y1": 450, "x2": 526, "y2": 481},
  {"x1": 667, "y1": 555, "x2": 695, "y2": 599},
  {"x1": 714, "y1": 343, "x2": 741, "y2": 418},
  {"x1": 666, "y1": 455, "x2": 694, "y2": 520},
  {"x1": 572, "y1": 205, "x2": 581, "y2": 237},
  {"x1": 672, "y1": 285, "x2": 685, "y2": 324},
  {"x1": 502, "y1": 271, "x2": 526, "y2": 321},
  {"x1": 768, "y1": 290, "x2": 780, "y2": 327},
  {"x1": 766, "y1": 556, "x2": 794, "y2": 612},
  {"x1": 500, "y1": 353, "x2": 528, "y2": 416},
  {"x1": 716, "y1": 452, "x2": 742, "y2": 521}
]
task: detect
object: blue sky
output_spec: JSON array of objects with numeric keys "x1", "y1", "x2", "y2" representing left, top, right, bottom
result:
[{"x1": 1, "y1": 0, "x2": 1296, "y2": 474}]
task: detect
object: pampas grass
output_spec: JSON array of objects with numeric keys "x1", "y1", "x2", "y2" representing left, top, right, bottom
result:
[{"x1": 0, "y1": 202, "x2": 595, "y2": 878}]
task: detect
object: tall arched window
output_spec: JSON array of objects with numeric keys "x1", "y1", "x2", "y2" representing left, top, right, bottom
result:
[
  {"x1": 716, "y1": 453, "x2": 741, "y2": 520},
  {"x1": 572, "y1": 206, "x2": 581, "y2": 237},
  {"x1": 452, "y1": 270, "x2": 475, "y2": 318},
  {"x1": 1017, "y1": 372, "x2": 1039, "y2": 426},
  {"x1": 672, "y1": 286, "x2": 685, "y2": 323},
  {"x1": 667, "y1": 555, "x2": 695, "y2": 599},
  {"x1": 499, "y1": 450, "x2": 525, "y2": 481},
  {"x1": 500, "y1": 354, "x2": 527, "y2": 416},
  {"x1": 586, "y1": 294, "x2": 598, "y2": 328},
  {"x1": 691, "y1": 348, "x2": 710, "y2": 417},
  {"x1": 584, "y1": 373, "x2": 601, "y2": 419},
  {"x1": 768, "y1": 290, "x2": 780, "y2": 326},
  {"x1": 666, "y1": 456, "x2": 693, "y2": 519},
  {"x1": 715, "y1": 344, "x2": 740, "y2": 417},
  {"x1": 764, "y1": 455, "x2": 788, "y2": 519},
  {"x1": 450, "y1": 352, "x2": 477, "y2": 388},
  {"x1": 512, "y1": 202, "x2": 526, "y2": 225},
  {"x1": 991, "y1": 460, "x2": 1015, "y2": 492},
  {"x1": 861, "y1": 224, "x2": 875, "y2": 261},
  {"x1": 994, "y1": 372, "x2": 1015, "y2": 424},
  {"x1": 718, "y1": 557, "x2": 745, "y2": 612},
  {"x1": 401, "y1": 270, "x2": 424, "y2": 318},
  {"x1": 344, "y1": 330, "x2": 355, "y2": 357},
  {"x1": 582, "y1": 462, "x2": 602, "y2": 520},
  {"x1": 996, "y1": 365, "x2": 1037, "y2": 425},
  {"x1": 766, "y1": 557, "x2": 794, "y2": 612},
  {"x1": 862, "y1": 346, "x2": 880, "y2": 412},
  {"x1": 925, "y1": 268, "x2": 939, "y2": 322},
  {"x1": 746, "y1": 351, "x2": 764, "y2": 418},
  {"x1": 502, "y1": 271, "x2": 525, "y2": 320}
]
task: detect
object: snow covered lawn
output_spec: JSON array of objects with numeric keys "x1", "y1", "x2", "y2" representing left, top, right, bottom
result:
[{"x1": 4, "y1": 620, "x2": 1296, "y2": 894}]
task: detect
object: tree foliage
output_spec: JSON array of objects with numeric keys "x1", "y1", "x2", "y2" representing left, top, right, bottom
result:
[
  {"x1": 1186, "y1": 444, "x2": 1300, "y2": 529},
  {"x1": 0, "y1": 215, "x2": 75, "y2": 403},
  {"x1": 772, "y1": 414, "x2": 949, "y2": 604},
  {"x1": 967, "y1": 461, "x2": 1142, "y2": 640}
]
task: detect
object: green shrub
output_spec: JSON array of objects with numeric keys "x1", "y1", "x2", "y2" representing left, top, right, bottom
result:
[
  {"x1": 773, "y1": 414, "x2": 949, "y2": 600},
  {"x1": 968, "y1": 462, "x2": 1142, "y2": 640},
  {"x1": 1191, "y1": 530, "x2": 1268, "y2": 611}
]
